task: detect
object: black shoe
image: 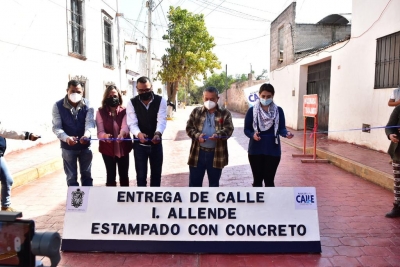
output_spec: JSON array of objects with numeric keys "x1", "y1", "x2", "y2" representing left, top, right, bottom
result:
[{"x1": 385, "y1": 204, "x2": 400, "y2": 218}]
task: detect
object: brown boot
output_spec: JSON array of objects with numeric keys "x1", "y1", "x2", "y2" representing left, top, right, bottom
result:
[
  {"x1": 1, "y1": 206, "x2": 18, "y2": 212},
  {"x1": 385, "y1": 204, "x2": 400, "y2": 218}
]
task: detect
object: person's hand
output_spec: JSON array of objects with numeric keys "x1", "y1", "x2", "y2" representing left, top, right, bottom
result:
[
  {"x1": 116, "y1": 132, "x2": 126, "y2": 143},
  {"x1": 208, "y1": 134, "x2": 219, "y2": 141},
  {"x1": 29, "y1": 133, "x2": 40, "y2": 141},
  {"x1": 80, "y1": 136, "x2": 90, "y2": 145},
  {"x1": 286, "y1": 131, "x2": 294, "y2": 139},
  {"x1": 137, "y1": 132, "x2": 147, "y2": 143},
  {"x1": 390, "y1": 134, "x2": 399, "y2": 143},
  {"x1": 253, "y1": 132, "x2": 261, "y2": 141},
  {"x1": 103, "y1": 134, "x2": 113, "y2": 143},
  {"x1": 151, "y1": 133, "x2": 161, "y2": 144},
  {"x1": 198, "y1": 133, "x2": 206, "y2": 143},
  {"x1": 66, "y1": 136, "x2": 78, "y2": 146}
]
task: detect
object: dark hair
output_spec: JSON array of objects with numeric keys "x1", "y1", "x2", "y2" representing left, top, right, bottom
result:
[
  {"x1": 204, "y1": 86, "x2": 219, "y2": 95},
  {"x1": 101, "y1": 85, "x2": 123, "y2": 108},
  {"x1": 137, "y1": 76, "x2": 151, "y2": 85},
  {"x1": 68, "y1": 80, "x2": 82, "y2": 88},
  {"x1": 259, "y1": 83, "x2": 274, "y2": 95}
]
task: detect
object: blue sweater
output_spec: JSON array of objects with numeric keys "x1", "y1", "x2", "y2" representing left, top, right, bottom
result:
[{"x1": 244, "y1": 106, "x2": 288, "y2": 157}]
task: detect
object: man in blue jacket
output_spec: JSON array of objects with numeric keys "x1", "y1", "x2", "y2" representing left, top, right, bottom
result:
[{"x1": 52, "y1": 80, "x2": 95, "y2": 186}]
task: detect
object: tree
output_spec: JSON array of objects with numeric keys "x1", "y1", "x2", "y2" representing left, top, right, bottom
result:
[
  {"x1": 157, "y1": 7, "x2": 221, "y2": 102},
  {"x1": 256, "y1": 69, "x2": 268, "y2": 80},
  {"x1": 235, "y1": 74, "x2": 248, "y2": 83},
  {"x1": 202, "y1": 72, "x2": 235, "y2": 93}
]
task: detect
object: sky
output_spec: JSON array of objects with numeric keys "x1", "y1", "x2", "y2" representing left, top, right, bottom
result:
[{"x1": 118, "y1": 0, "x2": 352, "y2": 80}]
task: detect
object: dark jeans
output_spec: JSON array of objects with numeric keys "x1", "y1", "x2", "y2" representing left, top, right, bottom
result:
[
  {"x1": 62, "y1": 148, "x2": 93, "y2": 186},
  {"x1": 133, "y1": 142, "x2": 163, "y2": 187},
  {"x1": 189, "y1": 149, "x2": 222, "y2": 187},
  {"x1": 101, "y1": 154, "x2": 130, "y2": 186},
  {"x1": 248, "y1": 154, "x2": 281, "y2": 187}
]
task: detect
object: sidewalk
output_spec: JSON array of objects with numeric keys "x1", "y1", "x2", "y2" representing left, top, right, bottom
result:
[{"x1": 5, "y1": 106, "x2": 400, "y2": 267}]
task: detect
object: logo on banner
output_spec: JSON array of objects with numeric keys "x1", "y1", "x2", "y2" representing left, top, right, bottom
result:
[
  {"x1": 243, "y1": 87, "x2": 260, "y2": 107},
  {"x1": 294, "y1": 187, "x2": 317, "y2": 210},
  {"x1": 67, "y1": 187, "x2": 90, "y2": 212},
  {"x1": 71, "y1": 189, "x2": 85, "y2": 208}
]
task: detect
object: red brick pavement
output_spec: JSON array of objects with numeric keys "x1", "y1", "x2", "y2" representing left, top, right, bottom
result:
[{"x1": 6, "y1": 106, "x2": 400, "y2": 266}]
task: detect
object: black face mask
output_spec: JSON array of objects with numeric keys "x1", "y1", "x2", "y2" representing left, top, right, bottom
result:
[
  {"x1": 139, "y1": 91, "x2": 152, "y2": 101},
  {"x1": 105, "y1": 97, "x2": 119, "y2": 107}
]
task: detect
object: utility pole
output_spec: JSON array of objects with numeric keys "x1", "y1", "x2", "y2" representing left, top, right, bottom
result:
[
  {"x1": 225, "y1": 64, "x2": 228, "y2": 109},
  {"x1": 147, "y1": 0, "x2": 153, "y2": 80}
]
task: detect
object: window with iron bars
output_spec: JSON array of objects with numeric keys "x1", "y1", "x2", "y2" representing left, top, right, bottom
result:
[
  {"x1": 68, "y1": 0, "x2": 86, "y2": 59},
  {"x1": 103, "y1": 19, "x2": 113, "y2": 67},
  {"x1": 374, "y1": 31, "x2": 400, "y2": 89}
]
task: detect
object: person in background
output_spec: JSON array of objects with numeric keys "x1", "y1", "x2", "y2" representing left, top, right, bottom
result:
[
  {"x1": 0, "y1": 124, "x2": 40, "y2": 211},
  {"x1": 96, "y1": 85, "x2": 132, "y2": 187},
  {"x1": 126, "y1": 76, "x2": 167, "y2": 187},
  {"x1": 186, "y1": 86, "x2": 234, "y2": 187},
  {"x1": 388, "y1": 86, "x2": 400, "y2": 107},
  {"x1": 52, "y1": 80, "x2": 95, "y2": 186},
  {"x1": 385, "y1": 105, "x2": 400, "y2": 218},
  {"x1": 244, "y1": 83, "x2": 293, "y2": 187}
]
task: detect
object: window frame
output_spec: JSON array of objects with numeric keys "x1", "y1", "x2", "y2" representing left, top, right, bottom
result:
[
  {"x1": 102, "y1": 10, "x2": 114, "y2": 69},
  {"x1": 67, "y1": 0, "x2": 86, "y2": 60},
  {"x1": 374, "y1": 31, "x2": 400, "y2": 89},
  {"x1": 278, "y1": 26, "x2": 284, "y2": 63}
]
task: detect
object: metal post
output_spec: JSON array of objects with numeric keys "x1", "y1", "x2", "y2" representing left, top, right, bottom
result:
[
  {"x1": 147, "y1": 0, "x2": 152, "y2": 79},
  {"x1": 225, "y1": 64, "x2": 227, "y2": 108}
]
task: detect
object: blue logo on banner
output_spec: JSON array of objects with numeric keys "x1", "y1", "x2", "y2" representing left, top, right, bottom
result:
[
  {"x1": 248, "y1": 93, "x2": 260, "y2": 103},
  {"x1": 296, "y1": 194, "x2": 315, "y2": 204}
]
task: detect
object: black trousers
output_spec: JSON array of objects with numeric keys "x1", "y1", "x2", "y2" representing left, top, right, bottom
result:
[
  {"x1": 101, "y1": 154, "x2": 130, "y2": 186},
  {"x1": 248, "y1": 154, "x2": 281, "y2": 187}
]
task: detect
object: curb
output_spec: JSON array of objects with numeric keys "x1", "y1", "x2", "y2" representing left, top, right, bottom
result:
[
  {"x1": 12, "y1": 158, "x2": 63, "y2": 188},
  {"x1": 282, "y1": 139, "x2": 393, "y2": 191}
]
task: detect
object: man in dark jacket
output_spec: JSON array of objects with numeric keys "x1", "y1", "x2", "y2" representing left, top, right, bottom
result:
[
  {"x1": 126, "y1": 76, "x2": 167, "y2": 187},
  {"x1": 52, "y1": 80, "x2": 95, "y2": 186},
  {"x1": 0, "y1": 124, "x2": 40, "y2": 211}
]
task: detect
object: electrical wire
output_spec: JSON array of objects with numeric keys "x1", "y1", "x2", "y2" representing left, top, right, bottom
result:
[
  {"x1": 205, "y1": 0, "x2": 226, "y2": 17},
  {"x1": 190, "y1": 0, "x2": 270, "y2": 22},
  {"x1": 216, "y1": 34, "x2": 268, "y2": 46}
]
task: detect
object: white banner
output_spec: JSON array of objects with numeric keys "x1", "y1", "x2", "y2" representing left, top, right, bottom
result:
[
  {"x1": 243, "y1": 84, "x2": 262, "y2": 107},
  {"x1": 63, "y1": 187, "x2": 320, "y2": 246}
]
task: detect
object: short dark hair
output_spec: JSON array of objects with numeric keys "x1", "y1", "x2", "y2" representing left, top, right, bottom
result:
[
  {"x1": 68, "y1": 80, "x2": 82, "y2": 88},
  {"x1": 259, "y1": 83, "x2": 274, "y2": 95},
  {"x1": 204, "y1": 86, "x2": 219, "y2": 95},
  {"x1": 137, "y1": 76, "x2": 151, "y2": 85}
]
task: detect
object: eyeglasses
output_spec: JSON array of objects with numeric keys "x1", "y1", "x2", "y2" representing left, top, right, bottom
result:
[
  {"x1": 108, "y1": 95, "x2": 118, "y2": 98},
  {"x1": 137, "y1": 88, "x2": 151, "y2": 93}
]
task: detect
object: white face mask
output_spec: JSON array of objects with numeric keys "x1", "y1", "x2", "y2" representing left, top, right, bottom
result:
[
  {"x1": 204, "y1": 100, "x2": 216, "y2": 110},
  {"x1": 69, "y1": 93, "x2": 82, "y2": 103}
]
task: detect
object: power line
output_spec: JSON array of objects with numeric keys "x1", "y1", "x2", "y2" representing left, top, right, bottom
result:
[
  {"x1": 205, "y1": 0, "x2": 226, "y2": 17},
  {"x1": 191, "y1": 0, "x2": 270, "y2": 22},
  {"x1": 223, "y1": 0, "x2": 277, "y2": 15},
  {"x1": 216, "y1": 34, "x2": 268, "y2": 46}
]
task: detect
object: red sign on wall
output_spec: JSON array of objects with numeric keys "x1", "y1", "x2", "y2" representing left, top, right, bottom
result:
[{"x1": 303, "y1": 95, "x2": 318, "y2": 117}]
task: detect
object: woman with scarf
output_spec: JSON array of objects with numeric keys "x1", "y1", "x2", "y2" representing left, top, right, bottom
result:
[
  {"x1": 96, "y1": 85, "x2": 132, "y2": 187},
  {"x1": 244, "y1": 83, "x2": 293, "y2": 187}
]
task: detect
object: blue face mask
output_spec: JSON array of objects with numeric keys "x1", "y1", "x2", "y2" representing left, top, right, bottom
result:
[{"x1": 260, "y1": 98, "x2": 273, "y2": 106}]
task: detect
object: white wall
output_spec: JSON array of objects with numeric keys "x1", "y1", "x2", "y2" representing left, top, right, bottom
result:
[
  {"x1": 0, "y1": 0, "x2": 122, "y2": 153},
  {"x1": 269, "y1": 0, "x2": 400, "y2": 152}
]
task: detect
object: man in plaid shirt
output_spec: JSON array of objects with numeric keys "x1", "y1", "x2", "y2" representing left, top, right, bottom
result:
[{"x1": 186, "y1": 87, "x2": 234, "y2": 187}]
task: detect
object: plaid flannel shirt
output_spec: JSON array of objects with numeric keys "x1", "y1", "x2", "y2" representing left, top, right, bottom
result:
[{"x1": 186, "y1": 105, "x2": 234, "y2": 169}]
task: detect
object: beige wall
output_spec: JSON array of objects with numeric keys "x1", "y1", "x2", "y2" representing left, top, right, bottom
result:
[{"x1": 219, "y1": 80, "x2": 267, "y2": 114}]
